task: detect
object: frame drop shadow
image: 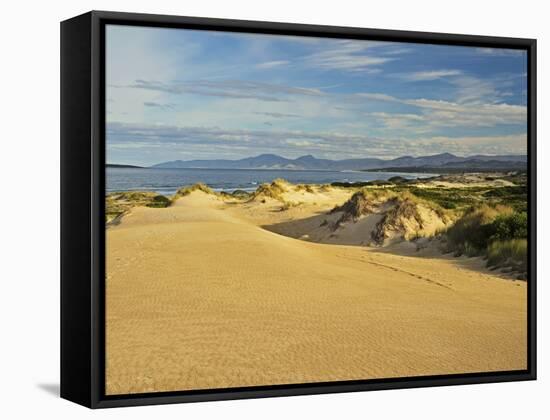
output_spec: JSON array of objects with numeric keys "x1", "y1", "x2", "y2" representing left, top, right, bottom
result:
[{"x1": 37, "y1": 383, "x2": 60, "y2": 397}]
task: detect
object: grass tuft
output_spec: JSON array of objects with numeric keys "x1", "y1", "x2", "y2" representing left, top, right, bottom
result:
[
  {"x1": 175, "y1": 183, "x2": 215, "y2": 198},
  {"x1": 487, "y1": 239, "x2": 528, "y2": 276},
  {"x1": 251, "y1": 179, "x2": 289, "y2": 202}
]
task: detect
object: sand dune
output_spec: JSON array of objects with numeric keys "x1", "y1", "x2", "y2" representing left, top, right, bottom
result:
[{"x1": 106, "y1": 189, "x2": 527, "y2": 395}]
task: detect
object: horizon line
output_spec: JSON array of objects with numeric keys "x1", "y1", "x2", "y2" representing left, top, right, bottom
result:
[{"x1": 107, "y1": 151, "x2": 527, "y2": 167}]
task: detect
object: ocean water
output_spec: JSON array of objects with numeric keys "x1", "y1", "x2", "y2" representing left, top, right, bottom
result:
[{"x1": 106, "y1": 167, "x2": 435, "y2": 195}]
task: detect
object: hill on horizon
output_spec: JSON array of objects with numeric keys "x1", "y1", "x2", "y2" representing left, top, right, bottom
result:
[{"x1": 149, "y1": 152, "x2": 527, "y2": 172}]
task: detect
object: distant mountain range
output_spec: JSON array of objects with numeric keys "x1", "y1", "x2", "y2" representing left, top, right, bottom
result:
[{"x1": 150, "y1": 153, "x2": 527, "y2": 172}]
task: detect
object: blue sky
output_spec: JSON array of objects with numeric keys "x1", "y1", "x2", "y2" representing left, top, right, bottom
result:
[{"x1": 106, "y1": 24, "x2": 528, "y2": 166}]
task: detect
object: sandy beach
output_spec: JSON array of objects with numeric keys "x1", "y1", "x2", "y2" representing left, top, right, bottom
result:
[{"x1": 106, "y1": 184, "x2": 527, "y2": 395}]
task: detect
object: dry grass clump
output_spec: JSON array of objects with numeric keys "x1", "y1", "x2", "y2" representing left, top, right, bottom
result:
[
  {"x1": 174, "y1": 183, "x2": 215, "y2": 198},
  {"x1": 372, "y1": 198, "x2": 423, "y2": 243},
  {"x1": 218, "y1": 189, "x2": 252, "y2": 201},
  {"x1": 230, "y1": 189, "x2": 253, "y2": 199},
  {"x1": 371, "y1": 196, "x2": 451, "y2": 244},
  {"x1": 250, "y1": 178, "x2": 289, "y2": 202},
  {"x1": 330, "y1": 190, "x2": 379, "y2": 223},
  {"x1": 278, "y1": 201, "x2": 302, "y2": 212},
  {"x1": 487, "y1": 239, "x2": 527, "y2": 279},
  {"x1": 295, "y1": 184, "x2": 316, "y2": 193}
]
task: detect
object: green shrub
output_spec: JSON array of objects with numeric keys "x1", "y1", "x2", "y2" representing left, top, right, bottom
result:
[
  {"x1": 445, "y1": 205, "x2": 515, "y2": 255},
  {"x1": 105, "y1": 191, "x2": 171, "y2": 223},
  {"x1": 483, "y1": 185, "x2": 526, "y2": 198},
  {"x1": 146, "y1": 195, "x2": 171, "y2": 208},
  {"x1": 446, "y1": 205, "x2": 506, "y2": 252},
  {"x1": 490, "y1": 212, "x2": 528, "y2": 241},
  {"x1": 331, "y1": 181, "x2": 371, "y2": 188},
  {"x1": 444, "y1": 204, "x2": 528, "y2": 277},
  {"x1": 409, "y1": 187, "x2": 475, "y2": 209},
  {"x1": 439, "y1": 200, "x2": 457, "y2": 209},
  {"x1": 388, "y1": 176, "x2": 408, "y2": 184}
]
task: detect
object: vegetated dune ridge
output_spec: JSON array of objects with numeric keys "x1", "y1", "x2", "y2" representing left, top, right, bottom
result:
[{"x1": 106, "y1": 181, "x2": 527, "y2": 395}]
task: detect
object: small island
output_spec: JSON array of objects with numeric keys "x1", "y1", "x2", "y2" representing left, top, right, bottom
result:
[{"x1": 106, "y1": 163, "x2": 144, "y2": 169}]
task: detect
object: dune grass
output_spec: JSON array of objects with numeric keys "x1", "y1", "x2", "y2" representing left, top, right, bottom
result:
[
  {"x1": 295, "y1": 184, "x2": 316, "y2": 193},
  {"x1": 443, "y1": 204, "x2": 528, "y2": 277},
  {"x1": 250, "y1": 178, "x2": 288, "y2": 201},
  {"x1": 174, "y1": 183, "x2": 215, "y2": 198},
  {"x1": 445, "y1": 205, "x2": 512, "y2": 254},
  {"x1": 487, "y1": 239, "x2": 528, "y2": 278},
  {"x1": 279, "y1": 201, "x2": 302, "y2": 211}
]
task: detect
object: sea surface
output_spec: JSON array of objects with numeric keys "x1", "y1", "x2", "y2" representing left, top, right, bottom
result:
[{"x1": 106, "y1": 167, "x2": 435, "y2": 195}]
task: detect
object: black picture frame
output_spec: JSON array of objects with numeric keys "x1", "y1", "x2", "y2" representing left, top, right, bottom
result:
[{"x1": 61, "y1": 10, "x2": 537, "y2": 409}]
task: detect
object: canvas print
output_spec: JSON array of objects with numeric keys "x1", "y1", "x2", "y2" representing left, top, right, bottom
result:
[{"x1": 105, "y1": 24, "x2": 528, "y2": 395}]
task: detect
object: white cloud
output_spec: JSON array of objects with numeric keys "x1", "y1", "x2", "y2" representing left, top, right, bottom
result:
[
  {"x1": 369, "y1": 112, "x2": 427, "y2": 130},
  {"x1": 304, "y1": 40, "x2": 395, "y2": 72},
  {"x1": 286, "y1": 140, "x2": 314, "y2": 147},
  {"x1": 358, "y1": 92, "x2": 526, "y2": 128},
  {"x1": 399, "y1": 69, "x2": 463, "y2": 81},
  {"x1": 256, "y1": 60, "x2": 290, "y2": 69},
  {"x1": 476, "y1": 48, "x2": 526, "y2": 57},
  {"x1": 253, "y1": 111, "x2": 300, "y2": 118},
  {"x1": 451, "y1": 75, "x2": 499, "y2": 104},
  {"x1": 357, "y1": 93, "x2": 398, "y2": 102}
]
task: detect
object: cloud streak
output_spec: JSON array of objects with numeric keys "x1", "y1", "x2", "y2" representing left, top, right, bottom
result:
[
  {"x1": 116, "y1": 79, "x2": 325, "y2": 102},
  {"x1": 399, "y1": 69, "x2": 463, "y2": 81},
  {"x1": 253, "y1": 111, "x2": 301, "y2": 118},
  {"x1": 256, "y1": 60, "x2": 290, "y2": 69},
  {"x1": 143, "y1": 101, "x2": 175, "y2": 110},
  {"x1": 476, "y1": 48, "x2": 526, "y2": 57},
  {"x1": 303, "y1": 40, "x2": 396, "y2": 72}
]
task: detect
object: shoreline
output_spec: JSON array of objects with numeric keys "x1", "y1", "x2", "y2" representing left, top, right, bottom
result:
[{"x1": 106, "y1": 167, "x2": 439, "y2": 196}]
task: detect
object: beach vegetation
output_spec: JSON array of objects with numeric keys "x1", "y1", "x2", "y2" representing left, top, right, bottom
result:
[
  {"x1": 443, "y1": 204, "x2": 528, "y2": 278},
  {"x1": 146, "y1": 194, "x2": 172, "y2": 208},
  {"x1": 295, "y1": 184, "x2": 316, "y2": 193},
  {"x1": 387, "y1": 176, "x2": 409, "y2": 184},
  {"x1": 105, "y1": 191, "x2": 171, "y2": 224},
  {"x1": 175, "y1": 183, "x2": 215, "y2": 198},
  {"x1": 279, "y1": 201, "x2": 302, "y2": 211},
  {"x1": 231, "y1": 189, "x2": 253, "y2": 199},
  {"x1": 250, "y1": 178, "x2": 289, "y2": 202},
  {"x1": 486, "y1": 239, "x2": 528, "y2": 276}
]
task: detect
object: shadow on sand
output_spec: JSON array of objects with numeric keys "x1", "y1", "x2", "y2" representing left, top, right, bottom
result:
[{"x1": 262, "y1": 213, "x2": 518, "y2": 281}]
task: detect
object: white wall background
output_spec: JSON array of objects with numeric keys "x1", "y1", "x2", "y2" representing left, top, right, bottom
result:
[{"x1": 1, "y1": 0, "x2": 547, "y2": 417}]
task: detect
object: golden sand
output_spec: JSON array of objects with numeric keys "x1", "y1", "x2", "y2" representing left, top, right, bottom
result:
[{"x1": 106, "y1": 189, "x2": 526, "y2": 395}]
